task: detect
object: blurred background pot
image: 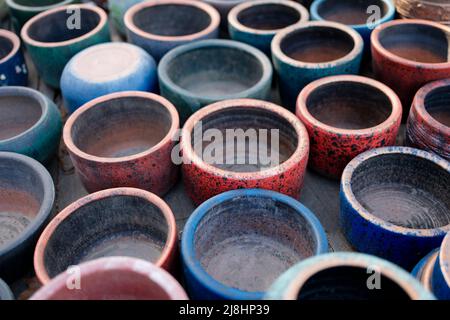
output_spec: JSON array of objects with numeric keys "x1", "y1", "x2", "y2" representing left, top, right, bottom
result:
[
  {"x1": 0, "y1": 29, "x2": 27, "y2": 86},
  {"x1": 395, "y1": 0, "x2": 450, "y2": 26},
  {"x1": 108, "y1": 0, "x2": 141, "y2": 35},
  {"x1": 432, "y1": 232, "x2": 450, "y2": 299},
  {"x1": 0, "y1": 278, "x2": 13, "y2": 300}
]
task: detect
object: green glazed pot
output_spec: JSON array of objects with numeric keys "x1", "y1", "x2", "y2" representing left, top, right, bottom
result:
[{"x1": 108, "y1": 0, "x2": 142, "y2": 35}]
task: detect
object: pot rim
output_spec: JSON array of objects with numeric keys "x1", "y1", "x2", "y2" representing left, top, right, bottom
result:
[
  {"x1": 0, "y1": 29, "x2": 20, "y2": 64},
  {"x1": 0, "y1": 278, "x2": 14, "y2": 300},
  {"x1": 371, "y1": 19, "x2": 450, "y2": 69},
  {"x1": 341, "y1": 146, "x2": 450, "y2": 237},
  {"x1": 0, "y1": 152, "x2": 55, "y2": 258},
  {"x1": 21, "y1": 4, "x2": 108, "y2": 48},
  {"x1": 124, "y1": 0, "x2": 220, "y2": 42},
  {"x1": 438, "y1": 233, "x2": 450, "y2": 286},
  {"x1": 412, "y1": 248, "x2": 439, "y2": 291},
  {"x1": 33, "y1": 187, "x2": 178, "y2": 285},
  {"x1": 228, "y1": 0, "x2": 309, "y2": 36},
  {"x1": 271, "y1": 21, "x2": 364, "y2": 68},
  {"x1": 6, "y1": 0, "x2": 74, "y2": 12},
  {"x1": 296, "y1": 75, "x2": 402, "y2": 136},
  {"x1": 63, "y1": 91, "x2": 179, "y2": 164},
  {"x1": 181, "y1": 188, "x2": 328, "y2": 300},
  {"x1": 181, "y1": 98, "x2": 309, "y2": 179}
]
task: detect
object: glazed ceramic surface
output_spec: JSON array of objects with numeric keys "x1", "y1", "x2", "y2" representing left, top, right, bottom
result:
[
  {"x1": 412, "y1": 248, "x2": 439, "y2": 293},
  {"x1": 181, "y1": 189, "x2": 328, "y2": 300},
  {"x1": 108, "y1": 0, "x2": 142, "y2": 35},
  {"x1": 0, "y1": 29, "x2": 27, "y2": 86},
  {"x1": 0, "y1": 278, "x2": 13, "y2": 300},
  {"x1": 201, "y1": 0, "x2": 245, "y2": 30},
  {"x1": 432, "y1": 232, "x2": 450, "y2": 300},
  {"x1": 395, "y1": 0, "x2": 450, "y2": 25}
]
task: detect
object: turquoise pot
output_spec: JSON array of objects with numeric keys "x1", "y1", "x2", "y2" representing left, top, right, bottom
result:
[{"x1": 108, "y1": 0, "x2": 142, "y2": 35}]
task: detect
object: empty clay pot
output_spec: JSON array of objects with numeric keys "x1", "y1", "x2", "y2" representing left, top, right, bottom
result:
[
  {"x1": 108, "y1": 0, "x2": 142, "y2": 35},
  {"x1": 432, "y1": 232, "x2": 450, "y2": 300},
  {"x1": 0, "y1": 278, "x2": 13, "y2": 300},
  {"x1": 31, "y1": 257, "x2": 188, "y2": 300},
  {"x1": 158, "y1": 39, "x2": 272, "y2": 122},
  {"x1": 34, "y1": 188, "x2": 178, "y2": 284},
  {"x1": 395, "y1": 0, "x2": 450, "y2": 26},
  {"x1": 265, "y1": 253, "x2": 435, "y2": 300},
  {"x1": 125, "y1": 0, "x2": 220, "y2": 62},
  {"x1": 371, "y1": 19, "x2": 450, "y2": 120},
  {"x1": 0, "y1": 152, "x2": 54, "y2": 281},
  {"x1": 181, "y1": 188, "x2": 328, "y2": 300},
  {"x1": 0, "y1": 86, "x2": 62, "y2": 164},
  {"x1": 21, "y1": 4, "x2": 110, "y2": 88},
  {"x1": 412, "y1": 248, "x2": 439, "y2": 294},
  {"x1": 0, "y1": 29, "x2": 27, "y2": 86},
  {"x1": 181, "y1": 98, "x2": 309, "y2": 205},
  {"x1": 228, "y1": 0, "x2": 309, "y2": 56},
  {"x1": 296, "y1": 75, "x2": 402, "y2": 179},
  {"x1": 272, "y1": 21, "x2": 364, "y2": 109},
  {"x1": 63, "y1": 91, "x2": 179, "y2": 196},
  {"x1": 406, "y1": 79, "x2": 450, "y2": 161},
  {"x1": 340, "y1": 147, "x2": 450, "y2": 270}
]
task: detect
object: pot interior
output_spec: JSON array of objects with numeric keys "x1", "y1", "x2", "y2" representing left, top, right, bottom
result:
[
  {"x1": 0, "y1": 35, "x2": 13, "y2": 61},
  {"x1": 133, "y1": 4, "x2": 211, "y2": 37},
  {"x1": 378, "y1": 24, "x2": 449, "y2": 63},
  {"x1": 43, "y1": 195, "x2": 169, "y2": 278},
  {"x1": 280, "y1": 26, "x2": 355, "y2": 63},
  {"x1": 194, "y1": 195, "x2": 318, "y2": 293},
  {"x1": 10, "y1": 0, "x2": 68, "y2": 7},
  {"x1": 237, "y1": 3, "x2": 301, "y2": 30},
  {"x1": 71, "y1": 96, "x2": 172, "y2": 158},
  {"x1": 424, "y1": 85, "x2": 450, "y2": 127},
  {"x1": 351, "y1": 153, "x2": 450, "y2": 229},
  {"x1": 191, "y1": 106, "x2": 298, "y2": 172},
  {"x1": 306, "y1": 81, "x2": 392, "y2": 129},
  {"x1": 316, "y1": 0, "x2": 389, "y2": 25}
]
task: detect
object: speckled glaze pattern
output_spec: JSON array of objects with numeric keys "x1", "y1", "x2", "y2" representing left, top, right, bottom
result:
[
  {"x1": 0, "y1": 278, "x2": 13, "y2": 300},
  {"x1": 108, "y1": 0, "x2": 142, "y2": 35},
  {"x1": 0, "y1": 29, "x2": 27, "y2": 86},
  {"x1": 432, "y1": 232, "x2": 450, "y2": 300}
]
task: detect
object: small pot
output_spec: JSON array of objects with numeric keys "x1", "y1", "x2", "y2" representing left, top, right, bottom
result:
[
  {"x1": 158, "y1": 39, "x2": 272, "y2": 122},
  {"x1": 296, "y1": 75, "x2": 402, "y2": 179},
  {"x1": 0, "y1": 278, "x2": 14, "y2": 300},
  {"x1": 108, "y1": 0, "x2": 142, "y2": 35},
  {"x1": 406, "y1": 79, "x2": 450, "y2": 161},
  {"x1": 181, "y1": 188, "x2": 328, "y2": 300},
  {"x1": 202, "y1": 0, "x2": 245, "y2": 30},
  {"x1": 63, "y1": 91, "x2": 179, "y2": 196},
  {"x1": 34, "y1": 188, "x2": 178, "y2": 284},
  {"x1": 228, "y1": 0, "x2": 309, "y2": 56},
  {"x1": 272, "y1": 21, "x2": 363, "y2": 109},
  {"x1": 371, "y1": 19, "x2": 450, "y2": 120},
  {"x1": 181, "y1": 98, "x2": 309, "y2": 205},
  {"x1": 31, "y1": 257, "x2": 188, "y2": 300},
  {"x1": 0, "y1": 29, "x2": 27, "y2": 86},
  {"x1": 395, "y1": 0, "x2": 450, "y2": 26},
  {"x1": 21, "y1": 4, "x2": 110, "y2": 88},
  {"x1": 0, "y1": 152, "x2": 55, "y2": 281},
  {"x1": 125, "y1": 0, "x2": 220, "y2": 62},
  {"x1": 265, "y1": 252, "x2": 435, "y2": 300},
  {"x1": 0, "y1": 87, "x2": 62, "y2": 164},
  {"x1": 412, "y1": 248, "x2": 439, "y2": 293},
  {"x1": 61, "y1": 42, "x2": 157, "y2": 113},
  {"x1": 432, "y1": 232, "x2": 450, "y2": 300},
  {"x1": 340, "y1": 147, "x2": 450, "y2": 270}
]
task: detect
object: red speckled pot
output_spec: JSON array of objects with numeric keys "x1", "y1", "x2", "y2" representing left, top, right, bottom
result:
[
  {"x1": 371, "y1": 19, "x2": 450, "y2": 121},
  {"x1": 181, "y1": 99, "x2": 309, "y2": 205},
  {"x1": 63, "y1": 91, "x2": 179, "y2": 196},
  {"x1": 296, "y1": 75, "x2": 402, "y2": 179},
  {"x1": 406, "y1": 79, "x2": 450, "y2": 161}
]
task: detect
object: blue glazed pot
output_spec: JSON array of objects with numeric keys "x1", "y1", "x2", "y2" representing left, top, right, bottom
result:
[
  {"x1": 412, "y1": 248, "x2": 439, "y2": 286},
  {"x1": 340, "y1": 147, "x2": 450, "y2": 270},
  {"x1": 124, "y1": 0, "x2": 220, "y2": 62},
  {"x1": 265, "y1": 252, "x2": 435, "y2": 300},
  {"x1": 108, "y1": 0, "x2": 142, "y2": 35},
  {"x1": 432, "y1": 232, "x2": 450, "y2": 300},
  {"x1": 272, "y1": 21, "x2": 363, "y2": 109},
  {"x1": 0, "y1": 278, "x2": 14, "y2": 300},
  {"x1": 181, "y1": 188, "x2": 328, "y2": 300},
  {"x1": 0, "y1": 29, "x2": 27, "y2": 86},
  {"x1": 228, "y1": 0, "x2": 309, "y2": 56},
  {"x1": 0, "y1": 87, "x2": 62, "y2": 164},
  {"x1": 61, "y1": 42, "x2": 157, "y2": 113}
]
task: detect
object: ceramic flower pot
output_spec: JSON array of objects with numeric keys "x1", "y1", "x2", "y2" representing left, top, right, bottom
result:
[
  {"x1": 21, "y1": 4, "x2": 110, "y2": 88},
  {"x1": 0, "y1": 87, "x2": 62, "y2": 164},
  {"x1": 181, "y1": 98, "x2": 309, "y2": 205},
  {"x1": 0, "y1": 278, "x2": 14, "y2": 300},
  {"x1": 202, "y1": 0, "x2": 245, "y2": 30},
  {"x1": 432, "y1": 232, "x2": 450, "y2": 300},
  {"x1": 371, "y1": 19, "x2": 450, "y2": 120},
  {"x1": 124, "y1": 0, "x2": 220, "y2": 62},
  {"x1": 63, "y1": 91, "x2": 179, "y2": 196},
  {"x1": 0, "y1": 29, "x2": 27, "y2": 87},
  {"x1": 158, "y1": 39, "x2": 272, "y2": 122},
  {"x1": 34, "y1": 188, "x2": 178, "y2": 284},
  {"x1": 228, "y1": 0, "x2": 309, "y2": 56},
  {"x1": 31, "y1": 257, "x2": 188, "y2": 300},
  {"x1": 340, "y1": 147, "x2": 450, "y2": 270},
  {"x1": 296, "y1": 75, "x2": 402, "y2": 179},
  {"x1": 412, "y1": 248, "x2": 439, "y2": 294},
  {"x1": 272, "y1": 21, "x2": 364, "y2": 110},
  {"x1": 395, "y1": 0, "x2": 450, "y2": 26},
  {"x1": 181, "y1": 188, "x2": 328, "y2": 300},
  {"x1": 0, "y1": 152, "x2": 54, "y2": 281},
  {"x1": 108, "y1": 0, "x2": 142, "y2": 35},
  {"x1": 61, "y1": 42, "x2": 157, "y2": 113},
  {"x1": 265, "y1": 252, "x2": 435, "y2": 300},
  {"x1": 0, "y1": 0, "x2": 8, "y2": 20},
  {"x1": 406, "y1": 79, "x2": 450, "y2": 161}
]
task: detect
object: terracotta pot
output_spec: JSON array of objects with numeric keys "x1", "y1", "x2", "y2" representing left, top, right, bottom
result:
[
  {"x1": 296, "y1": 75, "x2": 402, "y2": 179},
  {"x1": 31, "y1": 257, "x2": 188, "y2": 300},
  {"x1": 432, "y1": 232, "x2": 450, "y2": 300},
  {"x1": 181, "y1": 188, "x2": 328, "y2": 300},
  {"x1": 34, "y1": 188, "x2": 178, "y2": 284},
  {"x1": 406, "y1": 79, "x2": 450, "y2": 161},
  {"x1": 0, "y1": 29, "x2": 28, "y2": 86},
  {"x1": 0, "y1": 278, "x2": 13, "y2": 300},
  {"x1": 395, "y1": 0, "x2": 450, "y2": 26},
  {"x1": 371, "y1": 19, "x2": 450, "y2": 120},
  {"x1": 63, "y1": 91, "x2": 179, "y2": 196},
  {"x1": 340, "y1": 147, "x2": 450, "y2": 270},
  {"x1": 181, "y1": 98, "x2": 309, "y2": 205}
]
